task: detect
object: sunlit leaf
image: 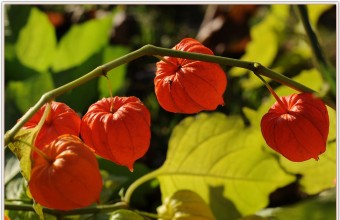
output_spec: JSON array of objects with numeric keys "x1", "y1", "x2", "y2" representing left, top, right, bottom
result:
[
  {"x1": 7, "y1": 104, "x2": 51, "y2": 219},
  {"x1": 157, "y1": 190, "x2": 216, "y2": 220},
  {"x1": 230, "y1": 5, "x2": 289, "y2": 78},
  {"x1": 157, "y1": 113, "x2": 295, "y2": 219},
  {"x1": 307, "y1": 4, "x2": 334, "y2": 29},
  {"x1": 33, "y1": 202, "x2": 45, "y2": 220},
  {"x1": 244, "y1": 68, "x2": 336, "y2": 195},
  {"x1": 98, "y1": 45, "x2": 130, "y2": 98},
  {"x1": 6, "y1": 103, "x2": 51, "y2": 182},
  {"x1": 6, "y1": 72, "x2": 54, "y2": 114},
  {"x1": 280, "y1": 141, "x2": 336, "y2": 195},
  {"x1": 15, "y1": 7, "x2": 56, "y2": 72},
  {"x1": 52, "y1": 14, "x2": 113, "y2": 72},
  {"x1": 7, "y1": 128, "x2": 39, "y2": 181}
]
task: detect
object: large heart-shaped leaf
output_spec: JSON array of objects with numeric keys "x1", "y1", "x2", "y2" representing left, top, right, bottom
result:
[
  {"x1": 156, "y1": 113, "x2": 295, "y2": 219},
  {"x1": 15, "y1": 7, "x2": 56, "y2": 72},
  {"x1": 52, "y1": 14, "x2": 113, "y2": 72}
]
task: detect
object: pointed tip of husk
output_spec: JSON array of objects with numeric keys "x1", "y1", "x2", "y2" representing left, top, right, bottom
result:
[{"x1": 128, "y1": 165, "x2": 134, "y2": 172}]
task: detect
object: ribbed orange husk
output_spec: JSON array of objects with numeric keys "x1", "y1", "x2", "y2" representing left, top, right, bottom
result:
[
  {"x1": 29, "y1": 134, "x2": 102, "y2": 210},
  {"x1": 22, "y1": 101, "x2": 81, "y2": 151},
  {"x1": 80, "y1": 96, "x2": 151, "y2": 171},
  {"x1": 261, "y1": 93, "x2": 329, "y2": 162},
  {"x1": 154, "y1": 38, "x2": 227, "y2": 114}
]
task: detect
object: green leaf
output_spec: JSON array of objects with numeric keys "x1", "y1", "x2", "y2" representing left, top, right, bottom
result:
[
  {"x1": 307, "y1": 4, "x2": 334, "y2": 29},
  {"x1": 259, "y1": 188, "x2": 335, "y2": 220},
  {"x1": 5, "y1": 5, "x2": 32, "y2": 43},
  {"x1": 244, "y1": 68, "x2": 336, "y2": 195},
  {"x1": 52, "y1": 52, "x2": 101, "y2": 114},
  {"x1": 33, "y1": 202, "x2": 45, "y2": 220},
  {"x1": 15, "y1": 7, "x2": 56, "y2": 72},
  {"x1": 7, "y1": 104, "x2": 51, "y2": 219},
  {"x1": 99, "y1": 158, "x2": 153, "y2": 208},
  {"x1": 229, "y1": 5, "x2": 289, "y2": 78},
  {"x1": 52, "y1": 14, "x2": 113, "y2": 72},
  {"x1": 6, "y1": 72, "x2": 54, "y2": 114},
  {"x1": 157, "y1": 189, "x2": 216, "y2": 220},
  {"x1": 99, "y1": 170, "x2": 128, "y2": 203},
  {"x1": 98, "y1": 45, "x2": 130, "y2": 98},
  {"x1": 6, "y1": 103, "x2": 51, "y2": 182},
  {"x1": 109, "y1": 209, "x2": 144, "y2": 220},
  {"x1": 7, "y1": 128, "x2": 38, "y2": 181},
  {"x1": 280, "y1": 141, "x2": 336, "y2": 195},
  {"x1": 157, "y1": 113, "x2": 295, "y2": 219}
]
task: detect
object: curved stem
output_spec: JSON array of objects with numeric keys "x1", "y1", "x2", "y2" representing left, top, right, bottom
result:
[
  {"x1": 4, "y1": 201, "x2": 128, "y2": 216},
  {"x1": 124, "y1": 168, "x2": 163, "y2": 204},
  {"x1": 4, "y1": 46, "x2": 149, "y2": 146},
  {"x1": 4, "y1": 44, "x2": 335, "y2": 146},
  {"x1": 146, "y1": 45, "x2": 335, "y2": 109},
  {"x1": 251, "y1": 63, "x2": 335, "y2": 110}
]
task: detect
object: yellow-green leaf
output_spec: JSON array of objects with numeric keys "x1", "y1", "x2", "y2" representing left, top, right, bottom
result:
[
  {"x1": 52, "y1": 14, "x2": 113, "y2": 72},
  {"x1": 7, "y1": 127, "x2": 39, "y2": 181},
  {"x1": 230, "y1": 5, "x2": 289, "y2": 78},
  {"x1": 15, "y1": 7, "x2": 56, "y2": 72},
  {"x1": 307, "y1": 4, "x2": 334, "y2": 29},
  {"x1": 33, "y1": 202, "x2": 45, "y2": 220},
  {"x1": 6, "y1": 72, "x2": 54, "y2": 114},
  {"x1": 7, "y1": 103, "x2": 51, "y2": 181},
  {"x1": 280, "y1": 141, "x2": 336, "y2": 195},
  {"x1": 157, "y1": 189, "x2": 216, "y2": 220},
  {"x1": 157, "y1": 113, "x2": 295, "y2": 219},
  {"x1": 244, "y1": 68, "x2": 336, "y2": 195}
]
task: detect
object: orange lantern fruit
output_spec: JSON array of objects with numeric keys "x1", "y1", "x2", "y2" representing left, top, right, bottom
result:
[
  {"x1": 154, "y1": 38, "x2": 227, "y2": 114},
  {"x1": 29, "y1": 134, "x2": 102, "y2": 210},
  {"x1": 80, "y1": 96, "x2": 151, "y2": 171},
  {"x1": 261, "y1": 93, "x2": 329, "y2": 162},
  {"x1": 22, "y1": 101, "x2": 81, "y2": 151}
]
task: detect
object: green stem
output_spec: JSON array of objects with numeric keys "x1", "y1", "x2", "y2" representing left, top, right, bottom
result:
[
  {"x1": 4, "y1": 46, "x2": 149, "y2": 146},
  {"x1": 4, "y1": 201, "x2": 128, "y2": 216},
  {"x1": 4, "y1": 44, "x2": 336, "y2": 146},
  {"x1": 147, "y1": 46, "x2": 335, "y2": 109},
  {"x1": 253, "y1": 72, "x2": 287, "y2": 112},
  {"x1": 124, "y1": 168, "x2": 163, "y2": 204},
  {"x1": 295, "y1": 5, "x2": 336, "y2": 97},
  {"x1": 251, "y1": 63, "x2": 335, "y2": 109}
]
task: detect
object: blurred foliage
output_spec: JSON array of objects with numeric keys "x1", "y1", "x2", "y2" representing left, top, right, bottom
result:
[{"x1": 4, "y1": 4, "x2": 336, "y2": 220}]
